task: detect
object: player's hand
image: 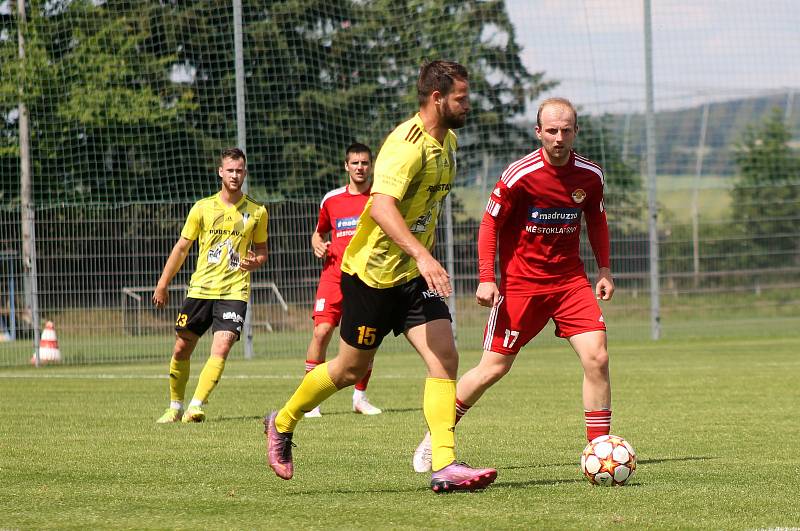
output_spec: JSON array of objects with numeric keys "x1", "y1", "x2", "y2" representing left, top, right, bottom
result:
[
  {"x1": 475, "y1": 282, "x2": 500, "y2": 308},
  {"x1": 239, "y1": 250, "x2": 262, "y2": 272},
  {"x1": 417, "y1": 253, "x2": 451, "y2": 298},
  {"x1": 312, "y1": 240, "x2": 330, "y2": 259},
  {"x1": 596, "y1": 267, "x2": 615, "y2": 301},
  {"x1": 152, "y1": 286, "x2": 169, "y2": 308}
]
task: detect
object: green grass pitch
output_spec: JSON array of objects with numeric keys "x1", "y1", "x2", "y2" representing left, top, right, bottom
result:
[{"x1": 1, "y1": 333, "x2": 799, "y2": 529}]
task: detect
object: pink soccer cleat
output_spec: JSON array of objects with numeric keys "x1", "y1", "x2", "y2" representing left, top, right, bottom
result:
[
  {"x1": 430, "y1": 461, "x2": 498, "y2": 493},
  {"x1": 264, "y1": 411, "x2": 295, "y2": 480}
]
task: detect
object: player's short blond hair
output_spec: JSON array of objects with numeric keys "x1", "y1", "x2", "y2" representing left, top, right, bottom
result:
[{"x1": 536, "y1": 98, "x2": 578, "y2": 129}]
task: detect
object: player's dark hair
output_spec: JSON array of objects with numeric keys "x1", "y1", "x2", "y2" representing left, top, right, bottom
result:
[
  {"x1": 417, "y1": 60, "x2": 469, "y2": 105},
  {"x1": 536, "y1": 97, "x2": 579, "y2": 129},
  {"x1": 345, "y1": 142, "x2": 373, "y2": 162},
  {"x1": 219, "y1": 147, "x2": 246, "y2": 167}
]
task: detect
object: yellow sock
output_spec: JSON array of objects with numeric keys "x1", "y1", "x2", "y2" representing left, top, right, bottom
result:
[
  {"x1": 191, "y1": 356, "x2": 226, "y2": 404},
  {"x1": 169, "y1": 357, "x2": 190, "y2": 403},
  {"x1": 275, "y1": 362, "x2": 339, "y2": 433},
  {"x1": 424, "y1": 377, "x2": 457, "y2": 471}
]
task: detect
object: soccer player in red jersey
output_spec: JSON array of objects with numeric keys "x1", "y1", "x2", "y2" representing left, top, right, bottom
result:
[
  {"x1": 304, "y1": 143, "x2": 381, "y2": 418},
  {"x1": 413, "y1": 97, "x2": 614, "y2": 472}
]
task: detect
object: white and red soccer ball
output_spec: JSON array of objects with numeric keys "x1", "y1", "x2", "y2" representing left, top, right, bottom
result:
[{"x1": 580, "y1": 434, "x2": 636, "y2": 486}]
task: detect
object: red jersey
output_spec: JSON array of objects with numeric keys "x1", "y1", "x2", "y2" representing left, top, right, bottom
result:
[
  {"x1": 479, "y1": 148, "x2": 610, "y2": 295},
  {"x1": 316, "y1": 184, "x2": 370, "y2": 282}
]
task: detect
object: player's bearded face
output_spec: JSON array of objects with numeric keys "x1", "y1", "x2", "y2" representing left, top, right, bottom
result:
[
  {"x1": 439, "y1": 79, "x2": 470, "y2": 130},
  {"x1": 219, "y1": 157, "x2": 246, "y2": 192}
]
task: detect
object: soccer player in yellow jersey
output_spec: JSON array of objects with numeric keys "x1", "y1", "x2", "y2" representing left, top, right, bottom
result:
[
  {"x1": 153, "y1": 148, "x2": 268, "y2": 424},
  {"x1": 264, "y1": 61, "x2": 498, "y2": 493}
]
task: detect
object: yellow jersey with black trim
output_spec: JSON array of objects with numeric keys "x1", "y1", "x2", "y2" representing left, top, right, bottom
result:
[
  {"x1": 181, "y1": 192, "x2": 268, "y2": 301},
  {"x1": 341, "y1": 113, "x2": 457, "y2": 288}
]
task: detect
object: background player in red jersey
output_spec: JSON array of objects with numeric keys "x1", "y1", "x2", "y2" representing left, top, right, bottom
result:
[
  {"x1": 304, "y1": 143, "x2": 381, "y2": 417},
  {"x1": 413, "y1": 97, "x2": 615, "y2": 472}
]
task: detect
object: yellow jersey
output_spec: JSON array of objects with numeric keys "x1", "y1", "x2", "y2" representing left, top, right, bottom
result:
[
  {"x1": 342, "y1": 113, "x2": 457, "y2": 288},
  {"x1": 181, "y1": 192, "x2": 268, "y2": 301}
]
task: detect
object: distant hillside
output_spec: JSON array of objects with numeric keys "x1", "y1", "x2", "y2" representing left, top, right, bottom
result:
[{"x1": 605, "y1": 92, "x2": 800, "y2": 177}]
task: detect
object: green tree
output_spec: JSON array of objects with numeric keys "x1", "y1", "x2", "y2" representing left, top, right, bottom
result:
[
  {"x1": 573, "y1": 113, "x2": 642, "y2": 228},
  {"x1": 731, "y1": 108, "x2": 800, "y2": 268},
  {"x1": 242, "y1": 0, "x2": 554, "y2": 198},
  {"x1": 1, "y1": 1, "x2": 201, "y2": 205}
]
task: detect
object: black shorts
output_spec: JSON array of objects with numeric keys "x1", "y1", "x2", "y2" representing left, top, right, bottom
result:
[
  {"x1": 175, "y1": 297, "x2": 248, "y2": 339},
  {"x1": 339, "y1": 273, "x2": 451, "y2": 350}
]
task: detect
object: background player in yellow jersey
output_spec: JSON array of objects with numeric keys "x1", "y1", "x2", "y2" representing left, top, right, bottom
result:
[
  {"x1": 264, "y1": 61, "x2": 498, "y2": 493},
  {"x1": 153, "y1": 147, "x2": 268, "y2": 423}
]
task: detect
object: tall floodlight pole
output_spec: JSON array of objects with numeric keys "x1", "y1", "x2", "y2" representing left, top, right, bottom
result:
[
  {"x1": 233, "y1": 0, "x2": 253, "y2": 359},
  {"x1": 18, "y1": 0, "x2": 42, "y2": 364},
  {"x1": 443, "y1": 195, "x2": 457, "y2": 340},
  {"x1": 691, "y1": 103, "x2": 710, "y2": 285},
  {"x1": 644, "y1": 0, "x2": 660, "y2": 339}
]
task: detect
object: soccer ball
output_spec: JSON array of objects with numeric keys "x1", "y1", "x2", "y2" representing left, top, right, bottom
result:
[{"x1": 580, "y1": 434, "x2": 637, "y2": 486}]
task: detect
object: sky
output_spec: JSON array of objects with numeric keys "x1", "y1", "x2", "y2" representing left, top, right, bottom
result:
[
  {"x1": 4, "y1": 0, "x2": 797, "y2": 117},
  {"x1": 503, "y1": 0, "x2": 800, "y2": 115}
]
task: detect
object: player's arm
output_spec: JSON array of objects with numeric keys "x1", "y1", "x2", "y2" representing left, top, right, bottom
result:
[
  {"x1": 152, "y1": 237, "x2": 194, "y2": 308},
  {"x1": 240, "y1": 240, "x2": 267, "y2": 272},
  {"x1": 312, "y1": 201, "x2": 332, "y2": 259},
  {"x1": 311, "y1": 230, "x2": 330, "y2": 259},
  {"x1": 240, "y1": 206, "x2": 269, "y2": 272},
  {"x1": 476, "y1": 182, "x2": 513, "y2": 307},
  {"x1": 476, "y1": 210, "x2": 501, "y2": 308},
  {"x1": 585, "y1": 199, "x2": 613, "y2": 301},
  {"x1": 370, "y1": 193, "x2": 452, "y2": 297}
]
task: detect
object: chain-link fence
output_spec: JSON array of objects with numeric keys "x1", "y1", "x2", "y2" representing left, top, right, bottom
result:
[{"x1": 1, "y1": 0, "x2": 798, "y2": 366}]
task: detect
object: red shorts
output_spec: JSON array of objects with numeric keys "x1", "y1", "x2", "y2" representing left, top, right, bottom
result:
[
  {"x1": 312, "y1": 276, "x2": 343, "y2": 326},
  {"x1": 483, "y1": 283, "x2": 605, "y2": 355}
]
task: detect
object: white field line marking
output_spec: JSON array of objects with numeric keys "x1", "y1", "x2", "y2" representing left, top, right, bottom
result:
[{"x1": 0, "y1": 373, "x2": 411, "y2": 380}]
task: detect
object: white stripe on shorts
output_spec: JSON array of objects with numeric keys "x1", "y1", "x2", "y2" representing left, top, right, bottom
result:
[{"x1": 483, "y1": 295, "x2": 504, "y2": 351}]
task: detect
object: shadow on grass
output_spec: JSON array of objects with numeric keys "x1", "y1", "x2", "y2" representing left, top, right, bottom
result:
[
  {"x1": 501, "y1": 455, "x2": 716, "y2": 471},
  {"x1": 284, "y1": 476, "x2": 587, "y2": 496},
  {"x1": 637, "y1": 455, "x2": 716, "y2": 465},
  {"x1": 214, "y1": 406, "x2": 420, "y2": 423},
  {"x1": 494, "y1": 477, "x2": 587, "y2": 489}
]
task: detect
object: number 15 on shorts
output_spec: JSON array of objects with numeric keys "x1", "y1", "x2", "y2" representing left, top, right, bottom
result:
[{"x1": 357, "y1": 325, "x2": 376, "y2": 346}]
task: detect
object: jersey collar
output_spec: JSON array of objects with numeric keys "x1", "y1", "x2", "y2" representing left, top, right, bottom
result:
[{"x1": 215, "y1": 191, "x2": 246, "y2": 209}]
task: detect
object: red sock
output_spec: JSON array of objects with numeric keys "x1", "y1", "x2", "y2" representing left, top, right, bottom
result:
[
  {"x1": 305, "y1": 359, "x2": 322, "y2": 374},
  {"x1": 355, "y1": 361, "x2": 374, "y2": 391},
  {"x1": 585, "y1": 409, "x2": 612, "y2": 441},
  {"x1": 455, "y1": 399, "x2": 471, "y2": 424}
]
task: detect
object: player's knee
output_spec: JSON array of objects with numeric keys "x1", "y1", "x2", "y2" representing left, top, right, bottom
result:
[
  {"x1": 438, "y1": 349, "x2": 459, "y2": 375},
  {"x1": 339, "y1": 364, "x2": 368, "y2": 386},
  {"x1": 312, "y1": 322, "x2": 334, "y2": 343},
  {"x1": 585, "y1": 348, "x2": 609, "y2": 374},
  {"x1": 173, "y1": 332, "x2": 198, "y2": 358},
  {"x1": 483, "y1": 362, "x2": 511, "y2": 385}
]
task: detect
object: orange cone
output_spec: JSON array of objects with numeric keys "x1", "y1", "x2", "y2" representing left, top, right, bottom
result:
[{"x1": 31, "y1": 321, "x2": 61, "y2": 365}]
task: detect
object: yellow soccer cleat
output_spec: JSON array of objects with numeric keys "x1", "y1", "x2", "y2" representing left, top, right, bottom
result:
[
  {"x1": 181, "y1": 405, "x2": 206, "y2": 423},
  {"x1": 156, "y1": 407, "x2": 183, "y2": 424}
]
